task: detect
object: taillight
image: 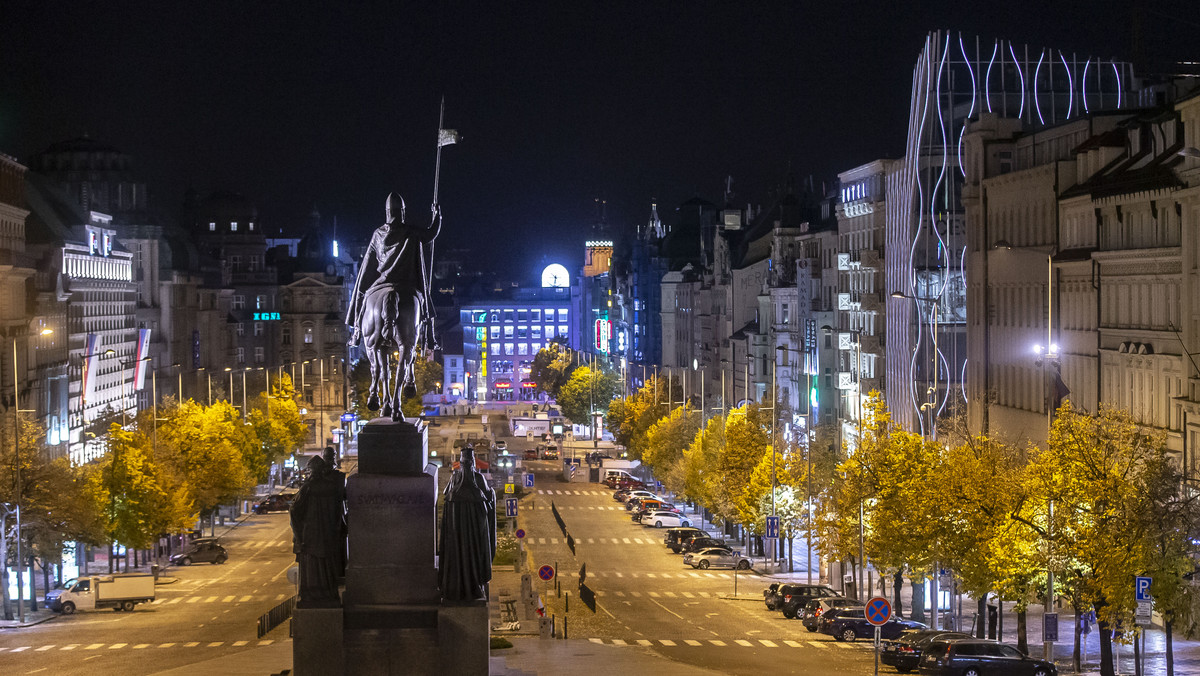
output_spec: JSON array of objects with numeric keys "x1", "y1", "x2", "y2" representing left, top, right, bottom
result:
[
  {"x1": 815, "y1": 608, "x2": 823, "y2": 616},
  {"x1": 899, "y1": 646, "x2": 915, "y2": 653},
  {"x1": 784, "y1": 595, "x2": 792, "y2": 601}
]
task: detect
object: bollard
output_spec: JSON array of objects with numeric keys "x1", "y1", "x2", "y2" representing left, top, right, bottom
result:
[
  {"x1": 566, "y1": 592, "x2": 570, "y2": 613},
  {"x1": 564, "y1": 615, "x2": 568, "y2": 640}
]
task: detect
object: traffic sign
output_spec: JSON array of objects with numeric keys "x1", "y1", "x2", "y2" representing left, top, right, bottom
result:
[
  {"x1": 1135, "y1": 575, "x2": 1152, "y2": 602},
  {"x1": 505, "y1": 498, "x2": 518, "y2": 517},
  {"x1": 1136, "y1": 601, "x2": 1153, "y2": 626},
  {"x1": 655, "y1": 480, "x2": 663, "y2": 491},
  {"x1": 515, "y1": 528, "x2": 526, "y2": 539},
  {"x1": 525, "y1": 473, "x2": 535, "y2": 488},
  {"x1": 538, "y1": 564, "x2": 555, "y2": 581},
  {"x1": 340, "y1": 412, "x2": 357, "y2": 422},
  {"x1": 505, "y1": 483, "x2": 515, "y2": 494},
  {"x1": 1044, "y1": 613, "x2": 1059, "y2": 642},
  {"x1": 765, "y1": 516, "x2": 780, "y2": 540},
  {"x1": 865, "y1": 596, "x2": 893, "y2": 626}
]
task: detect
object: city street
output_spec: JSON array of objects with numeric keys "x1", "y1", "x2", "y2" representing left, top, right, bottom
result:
[
  {"x1": 0, "y1": 510, "x2": 295, "y2": 675},
  {"x1": 512, "y1": 457, "x2": 878, "y2": 675}
]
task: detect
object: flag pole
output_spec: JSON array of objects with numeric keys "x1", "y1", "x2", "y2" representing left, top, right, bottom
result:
[{"x1": 433, "y1": 95, "x2": 445, "y2": 207}]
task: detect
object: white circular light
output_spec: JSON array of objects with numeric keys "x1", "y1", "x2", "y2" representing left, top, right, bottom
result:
[{"x1": 541, "y1": 264, "x2": 569, "y2": 288}]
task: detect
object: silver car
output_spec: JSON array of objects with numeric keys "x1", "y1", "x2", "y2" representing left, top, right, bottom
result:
[{"x1": 683, "y1": 547, "x2": 752, "y2": 570}]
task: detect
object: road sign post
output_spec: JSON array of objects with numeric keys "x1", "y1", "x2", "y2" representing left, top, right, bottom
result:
[
  {"x1": 1135, "y1": 576, "x2": 1152, "y2": 602},
  {"x1": 765, "y1": 515, "x2": 780, "y2": 540},
  {"x1": 505, "y1": 498, "x2": 518, "y2": 517},
  {"x1": 865, "y1": 596, "x2": 893, "y2": 676},
  {"x1": 538, "y1": 564, "x2": 555, "y2": 582}
]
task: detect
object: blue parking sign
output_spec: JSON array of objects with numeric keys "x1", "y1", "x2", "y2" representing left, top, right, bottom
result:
[
  {"x1": 1135, "y1": 576, "x2": 1152, "y2": 602},
  {"x1": 765, "y1": 516, "x2": 780, "y2": 539},
  {"x1": 505, "y1": 498, "x2": 518, "y2": 517},
  {"x1": 524, "y1": 473, "x2": 535, "y2": 488}
]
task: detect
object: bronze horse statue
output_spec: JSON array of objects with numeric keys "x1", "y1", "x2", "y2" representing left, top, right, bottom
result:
[{"x1": 347, "y1": 193, "x2": 440, "y2": 419}]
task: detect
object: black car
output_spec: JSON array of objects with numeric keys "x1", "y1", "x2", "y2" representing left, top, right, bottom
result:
[
  {"x1": 252, "y1": 493, "x2": 296, "y2": 514},
  {"x1": 800, "y1": 596, "x2": 864, "y2": 632},
  {"x1": 664, "y1": 527, "x2": 707, "y2": 552},
  {"x1": 919, "y1": 639, "x2": 1056, "y2": 676},
  {"x1": 777, "y1": 583, "x2": 840, "y2": 619},
  {"x1": 881, "y1": 630, "x2": 972, "y2": 673},
  {"x1": 763, "y1": 583, "x2": 783, "y2": 610},
  {"x1": 674, "y1": 530, "x2": 715, "y2": 553},
  {"x1": 821, "y1": 608, "x2": 927, "y2": 642},
  {"x1": 170, "y1": 538, "x2": 228, "y2": 566},
  {"x1": 681, "y1": 536, "x2": 727, "y2": 554}
]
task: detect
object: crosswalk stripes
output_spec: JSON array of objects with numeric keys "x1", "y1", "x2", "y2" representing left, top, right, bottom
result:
[{"x1": 584, "y1": 638, "x2": 872, "y2": 650}]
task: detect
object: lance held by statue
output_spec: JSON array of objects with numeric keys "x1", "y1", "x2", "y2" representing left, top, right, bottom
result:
[
  {"x1": 290, "y1": 455, "x2": 347, "y2": 606},
  {"x1": 438, "y1": 447, "x2": 497, "y2": 602}
]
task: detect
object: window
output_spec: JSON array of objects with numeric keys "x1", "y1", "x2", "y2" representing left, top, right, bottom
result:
[
  {"x1": 254, "y1": 322, "x2": 264, "y2": 336},
  {"x1": 282, "y1": 326, "x2": 292, "y2": 344},
  {"x1": 517, "y1": 309, "x2": 528, "y2": 322},
  {"x1": 781, "y1": 303, "x2": 790, "y2": 324},
  {"x1": 490, "y1": 326, "x2": 499, "y2": 340},
  {"x1": 504, "y1": 309, "x2": 515, "y2": 323},
  {"x1": 236, "y1": 347, "x2": 245, "y2": 364},
  {"x1": 248, "y1": 221, "x2": 255, "y2": 231},
  {"x1": 489, "y1": 310, "x2": 500, "y2": 322},
  {"x1": 517, "y1": 326, "x2": 528, "y2": 339},
  {"x1": 532, "y1": 325, "x2": 543, "y2": 339},
  {"x1": 532, "y1": 343, "x2": 541, "y2": 352},
  {"x1": 490, "y1": 343, "x2": 500, "y2": 355},
  {"x1": 209, "y1": 222, "x2": 216, "y2": 231},
  {"x1": 449, "y1": 358, "x2": 457, "y2": 367},
  {"x1": 505, "y1": 343, "x2": 514, "y2": 355},
  {"x1": 304, "y1": 327, "x2": 314, "y2": 344},
  {"x1": 229, "y1": 255, "x2": 241, "y2": 272},
  {"x1": 233, "y1": 295, "x2": 245, "y2": 310},
  {"x1": 504, "y1": 325, "x2": 514, "y2": 339},
  {"x1": 545, "y1": 325, "x2": 554, "y2": 337},
  {"x1": 256, "y1": 295, "x2": 267, "y2": 310},
  {"x1": 558, "y1": 309, "x2": 568, "y2": 321},
  {"x1": 532, "y1": 309, "x2": 542, "y2": 322},
  {"x1": 231, "y1": 221, "x2": 239, "y2": 232},
  {"x1": 236, "y1": 323, "x2": 244, "y2": 336},
  {"x1": 249, "y1": 255, "x2": 261, "y2": 271},
  {"x1": 518, "y1": 343, "x2": 528, "y2": 355},
  {"x1": 254, "y1": 347, "x2": 265, "y2": 363},
  {"x1": 558, "y1": 325, "x2": 568, "y2": 336}
]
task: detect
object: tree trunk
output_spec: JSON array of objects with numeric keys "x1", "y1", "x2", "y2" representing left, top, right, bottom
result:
[
  {"x1": 0, "y1": 515, "x2": 12, "y2": 621},
  {"x1": 1072, "y1": 600, "x2": 1082, "y2": 673},
  {"x1": 109, "y1": 542, "x2": 115, "y2": 574},
  {"x1": 893, "y1": 570, "x2": 904, "y2": 617},
  {"x1": 41, "y1": 560, "x2": 50, "y2": 602},
  {"x1": 977, "y1": 597, "x2": 986, "y2": 638},
  {"x1": 1097, "y1": 603, "x2": 1115, "y2": 676},
  {"x1": 1166, "y1": 615, "x2": 1174, "y2": 676},
  {"x1": 1017, "y1": 607, "x2": 1028, "y2": 655},
  {"x1": 911, "y1": 577, "x2": 926, "y2": 624}
]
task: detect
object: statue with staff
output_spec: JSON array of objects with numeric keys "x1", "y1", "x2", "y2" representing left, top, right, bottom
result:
[{"x1": 346, "y1": 100, "x2": 458, "y2": 419}]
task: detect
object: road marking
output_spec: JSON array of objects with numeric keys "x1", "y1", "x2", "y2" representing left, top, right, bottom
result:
[
  {"x1": 688, "y1": 573, "x2": 701, "y2": 578},
  {"x1": 622, "y1": 538, "x2": 631, "y2": 544},
  {"x1": 84, "y1": 643, "x2": 104, "y2": 650},
  {"x1": 615, "y1": 591, "x2": 626, "y2": 597},
  {"x1": 611, "y1": 639, "x2": 627, "y2": 646},
  {"x1": 735, "y1": 639, "x2": 753, "y2": 647},
  {"x1": 186, "y1": 597, "x2": 201, "y2": 603},
  {"x1": 631, "y1": 592, "x2": 642, "y2": 597},
  {"x1": 165, "y1": 597, "x2": 182, "y2": 604},
  {"x1": 589, "y1": 638, "x2": 604, "y2": 644},
  {"x1": 646, "y1": 573, "x2": 656, "y2": 578},
  {"x1": 275, "y1": 594, "x2": 286, "y2": 600},
  {"x1": 551, "y1": 538, "x2": 559, "y2": 544},
  {"x1": 183, "y1": 642, "x2": 200, "y2": 647},
  {"x1": 109, "y1": 643, "x2": 128, "y2": 650},
  {"x1": 637, "y1": 639, "x2": 653, "y2": 646},
  {"x1": 833, "y1": 642, "x2": 854, "y2": 649},
  {"x1": 10, "y1": 646, "x2": 30, "y2": 652},
  {"x1": 759, "y1": 639, "x2": 778, "y2": 647},
  {"x1": 258, "y1": 640, "x2": 274, "y2": 646},
  {"x1": 709, "y1": 640, "x2": 726, "y2": 646},
  {"x1": 132, "y1": 644, "x2": 150, "y2": 649},
  {"x1": 158, "y1": 643, "x2": 176, "y2": 648},
  {"x1": 650, "y1": 598, "x2": 685, "y2": 620},
  {"x1": 659, "y1": 639, "x2": 676, "y2": 646},
  {"x1": 239, "y1": 595, "x2": 252, "y2": 602},
  {"x1": 60, "y1": 645, "x2": 79, "y2": 651},
  {"x1": 35, "y1": 645, "x2": 55, "y2": 651},
  {"x1": 233, "y1": 640, "x2": 248, "y2": 646},
  {"x1": 697, "y1": 592, "x2": 711, "y2": 598},
  {"x1": 222, "y1": 595, "x2": 235, "y2": 602},
  {"x1": 682, "y1": 592, "x2": 695, "y2": 598},
  {"x1": 204, "y1": 596, "x2": 218, "y2": 603},
  {"x1": 648, "y1": 592, "x2": 660, "y2": 598},
  {"x1": 684, "y1": 640, "x2": 702, "y2": 646},
  {"x1": 784, "y1": 640, "x2": 803, "y2": 647},
  {"x1": 586, "y1": 538, "x2": 594, "y2": 544},
  {"x1": 614, "y1": 572, "x2": 624, "y2": 578},
  {"x1": 663, "y1": 592, "x2": 677, "y2": 598},
  {"x1": 537, "y1": 490, "x2": 545, "y2": 494},
  {"x1": 538, "y1": 538, "x2": 546, "y2": 544},
  {"x1": 207, "y1": 641, "x2": 224, "y2": 647}
]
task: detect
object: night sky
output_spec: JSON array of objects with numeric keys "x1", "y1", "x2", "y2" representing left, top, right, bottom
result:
[{"x1": 2, "y1": 1, "x2": 1195, "y2": 280}]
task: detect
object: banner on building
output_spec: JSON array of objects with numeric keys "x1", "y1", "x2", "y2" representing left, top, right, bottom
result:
[
  {"x1": 81, "y1": 333, "x2": 101, "y2": 407},
  {"x1": 134, "y1": 328, "x2": 151, "y2": 391}
]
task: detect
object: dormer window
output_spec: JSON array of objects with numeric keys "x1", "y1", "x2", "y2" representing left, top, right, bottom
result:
[
  {"x1": 231, "y1": 221, "x2": 239, "y2": 232},
  {"x1": 209, "y1": 222, "x2": 216, "y2": 231}
]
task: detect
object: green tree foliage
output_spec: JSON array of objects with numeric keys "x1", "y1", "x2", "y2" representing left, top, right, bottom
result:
[
  {"x1": 530, "y1": 343, "x2": 575, "y2": 398},
  {"x1": 608, "y1": 375, "x2": 680, "y2": 462},
  {"x1": 556, "y1": 365, "x2": 620, "y2": 426},
  {"x1": 155, "y1": 400, "x2": 253, "y2": 517},
  {"x1": 710, "y1": 404, "x2": 770, "y2": 527},
  {"x1": 643, "y1": 405, "x2": 701, "y2": 474},
  {"x1": 248, "y1": 372, "x2": 307, "y2": 478},
  {"x1": 88, "y1": 424, "x2": 169, "y2": 552},
  {"x1": 677, "y1": 414, "x2": 726, "y2": 517}
]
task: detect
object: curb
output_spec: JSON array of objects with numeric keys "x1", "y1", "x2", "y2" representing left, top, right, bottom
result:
[{"x1": 0, "y1": 613, "x2": 59, "y2": 629}]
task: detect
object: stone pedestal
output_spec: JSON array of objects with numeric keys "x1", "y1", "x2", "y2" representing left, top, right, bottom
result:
[{"x1": 290, "y1": 417, "x2": 490, "y2": 676}]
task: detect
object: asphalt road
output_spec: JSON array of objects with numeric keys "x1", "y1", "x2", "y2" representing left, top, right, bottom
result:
[
  {"x1": 516, "y1": 457, "x2": 882, "y2": 675},
  {"x1": 0, "y1": 507, "x2": 297, "y2": 675}
]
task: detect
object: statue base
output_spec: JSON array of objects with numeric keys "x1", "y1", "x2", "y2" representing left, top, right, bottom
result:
[{"x1": 292, "y1": 418, "x2": 489, "y2": 676}]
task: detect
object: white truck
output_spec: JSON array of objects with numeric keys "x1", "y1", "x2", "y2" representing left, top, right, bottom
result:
[{"x1": 46, "y1": 573, "x2": 156, "y2": 614}]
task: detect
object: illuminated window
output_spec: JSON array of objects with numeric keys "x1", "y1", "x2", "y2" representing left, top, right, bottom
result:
[
  {"x1": 490, "y1": 343, "x2": 500, "y2": 355},
  {"x1": 558, "y1": 325, "x2": 568, "y2": 336},
  {"x1": 532, "y1": 309, "x2": 542, "y2": 322},
  {"x1": 256, "y1": 295, "x2": 267, "y2": 310},
  {"x1": 504, "y1": 326, "x2": 514, "y2": 339},
  {"x1": 532, "y1": 326, "x2": 543, "y2": 339},
  {"x1": 209, "y1": 222, "x2": 216, "y2": 231},
  {"x1": 518, "y1": 343, "x2": 528, "y2": 355},
  {"x1": 558, "y1": 309, "x2": 568, "y2": 321},
  {"x1": 545, "y1": 325, "x2": 554, "y2": 337},
  {"x1": 505, "y1": 343, "x2": 514, "y2": 355},
  {"x1": 517, "y1": 326, "x2": 528, "y2": 339},
  {"x1": 248, "y1": 221, "x2": 255, "y2": 231},
  {"x1": 231, "y1": 221, "x2": 239, "y2": 232},
  {"x1": 490, "y1": 310, "x2": 500, "y2": 322},
  {"x1": 517, "y1": 309, "x2": 528, "y2": 322},
  {"x1": 304, "y1": 326, "x2": 314, "y2": 344},
  {"x1": 490, "y1": 326, "x2": 499, "y2": 340},
  {"x1": 254, "y1": 322, "x2": 264, "y2": 336},
  {"x1": 532, "y1": 343, "x2": 541, "y2": 352}
]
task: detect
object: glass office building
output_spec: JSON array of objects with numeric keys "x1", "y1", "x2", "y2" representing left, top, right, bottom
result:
[{"x1": 459, "y1": 286, "x2": 572, "y2": 401}]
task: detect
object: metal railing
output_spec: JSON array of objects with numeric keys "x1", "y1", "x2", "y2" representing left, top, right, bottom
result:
[{"x1": 257, "y1": 594, "x2": 297, "y2": 639}]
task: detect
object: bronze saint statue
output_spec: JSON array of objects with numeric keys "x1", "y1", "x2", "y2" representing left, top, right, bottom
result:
[
  {"x1": 346, "y1": 193, "x2": 440, "y2": 419},
  {"x1": 438, "y1": 447, "x2": 496, "y2": 602},
  {"x1": 290, "y1": 455, "x2": 347, "y2": 606}
]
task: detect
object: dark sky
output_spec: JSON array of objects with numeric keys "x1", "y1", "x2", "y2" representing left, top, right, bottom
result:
[{"x1": 2, "y1": 1, "x2": 1196, "y2": 280}]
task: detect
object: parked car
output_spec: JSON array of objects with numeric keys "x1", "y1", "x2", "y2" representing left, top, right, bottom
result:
[
  {"x1": 665, "y1": 527, "x2": 708, "y2": 553},
  {"x1": 628, "y1": 498, "x2": 675, "y2": 513},
  {"x1": 617, "y1": 490, "x2": 658, "y2": 504},
  {"x1": 763, "y1": 583, "x2": 783, "y2": 610},
  {"x1": 918, "y1": 639, "x2": 1056, "y2": 676},
  {"x1": 881, "y1": 630, "x2": 972, "y2": 673},
  {"x1": 494, "y1": 441, "x2": 507, "y2": 451},
  {"x1": 684, "y1": 547, "x2": 751, "y2": 570},
  {"x1": 170, "y1": 538, "x2": 229, "y2": 566},
  {"x1": 252, "y1": 493, "x2": 296, "y2": 514},
  {"x1": 800, "y1": 596, "x2": 864, "y2": 632},
  {"x1": 523, "y1": 449, "x2": 538, "y2": 460},
  {"x1": 821, "y1": 608, "x2": 927, "y2": 642},
  {"x1": 641, "y1": 510, "x2": 692, "y2": 528},
  {"x1": 612, "y1": 479, "x2": 646, "y2": 491},
  {"x1": 682, "y1": 536, "x2": 728, "y2": 554},
  {"x1": 676, "y1": 530, "x2": 718, "y2": 553},
  {"x1": 777, "y1": 583, "x2": 841, "y2": 619}
]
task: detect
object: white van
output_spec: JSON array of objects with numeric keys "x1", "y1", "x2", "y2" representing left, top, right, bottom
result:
[{"x1": 603, "y1": 469, "x2": 635, "y2": 484}]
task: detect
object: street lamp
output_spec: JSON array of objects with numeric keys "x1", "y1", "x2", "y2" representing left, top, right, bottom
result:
[
  {"x1": 777, "y1": 344, "x2": 815, "y2": 583},
  {"x1": 9, "y1": 327, "x2": 52, "y2": 623},
  {"x1": 117, "y1": 356, "x2": 151, "y2": 425}
]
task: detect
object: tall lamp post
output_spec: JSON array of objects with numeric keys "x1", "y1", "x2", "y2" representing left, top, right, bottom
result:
[
  {"x1": 9, "y1": 327, "x2": 53, "y2": 623},
  {"x1": 777, "y1": 344, "x2": 815, "y2": 583}
]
